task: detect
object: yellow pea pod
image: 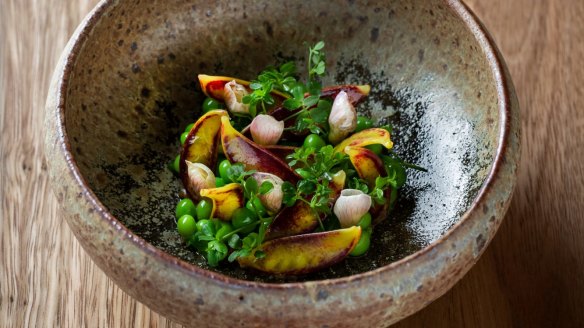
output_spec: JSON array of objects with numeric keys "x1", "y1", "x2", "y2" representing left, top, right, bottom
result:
[
  {"x1": 180, "y1": 110, "x2": 228, "y2": 199},
  {"x1": 345, "y1": 146, "x2": 392, "y2": 225},
  {"x1": 265, "y1": 170, "x2": 345, "y2": 241},
  {"x1": 220, "y1": 116, "x2": 300, "y2": 183},
  {"x1": 198, "y1": 74, "x2": 288, "y2": 102},
  {"x1": 345, "y1": 146, "x2": 385, "y2": 187},
  {"x1": 333, "y1": 128, "x2": 393, "y2": 154},
  {"x1": 199, "y1": 183, "x2": 245, "y2": 221},
  {"x1": 238, "y1": 226, "x2": 362, "y2": 275}
]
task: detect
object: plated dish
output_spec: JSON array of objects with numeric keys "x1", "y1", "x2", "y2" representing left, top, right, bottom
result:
[{"x1": 170, "y1": 42, "x2": 426, "y2": 275}]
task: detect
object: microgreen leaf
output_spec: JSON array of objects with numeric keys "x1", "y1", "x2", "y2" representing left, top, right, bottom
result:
[
  {"x1": 303, "y1": 95, "x2": 320, "y2": 108},
  {"x1": 297, "y1": 180, "x2": 317, "y2": 194},
  {"x1": 310, "y1": 100, "x2": 332, "y2": 125},
  {"x1": 187, "y1": 232, "x2": 209, "y2": 252},
  {"x1": 244, "y1": 61, "x2": 299, "y2": 116},
  {"x1": 206, "y1": 240, "x2": 228, "y2": 267},
  {"x1": 242, "y1": 233, "x2": 259, "y2": 249},
  {"x1": 280, "y1": 61, "x2": 296, "y2": 75},
  {"x1": 348, "y1": 177, "x2": 370, "y2": 194},
  {"x1": 291, "y1": 84, "x2": 305, "y2": 99},
  {"x1": 197, "y1": 235, "x2": 216, "y2": 241},
  {"x1": 259, "y1": 181, "x2": 274, "y2": 195},
  {"x1": 283, "y1": 144, "x2": 348, "y2": 218},
  {"x1": 283, "y1": 98, "x2": 303, "y2": 110},
  {"x1": 227, "y1": 163, "x2": 255, "y2": 184},
  {"x1": 227, "y1": 234, "x2": 241, "y2": 249},
  {"x1": 209, "y1": 240, "x2": 228, "y2": 253},
  {"x1": 308, "y1": 41, "x2": 326, "y2": 79},
  {"x1": 282, "y1": 182, "x2": 297, "y2": 207},
  {"x1": 313, "y1": 41, "x2": 325, "y2": 50},
  {"x1": 250, "y1": 82, "x2": 262, "y2": 90},
  {"x1": 314, "y1": 61, "x2": 325, "y2": 75},
  {"x1": 228, "y1": 251, "x2": 240, "y2": 263},
  {"x1": 244, "y1": 177, "x2": 258, "y2": 196},
  {"x1": 307, "y1": 80, "x2": 322, "y2": 96}
]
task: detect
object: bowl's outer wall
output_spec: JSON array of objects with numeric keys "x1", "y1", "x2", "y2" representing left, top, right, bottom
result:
[{"x1": 45, "y1": 0, "x2": 520, "y2": 327}]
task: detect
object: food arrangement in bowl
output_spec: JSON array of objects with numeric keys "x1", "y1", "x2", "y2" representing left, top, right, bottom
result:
[
  {"x1": 45, "y1": 0, "x2": 520, "y2": 326},
  {"x1": 170, "y1": 42, "x2": 426, "y2": 274}
]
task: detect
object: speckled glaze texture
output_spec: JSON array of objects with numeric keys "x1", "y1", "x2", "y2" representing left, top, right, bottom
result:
[{"x1": 45, "y1": 0, "x2": 520, "y2": 326}]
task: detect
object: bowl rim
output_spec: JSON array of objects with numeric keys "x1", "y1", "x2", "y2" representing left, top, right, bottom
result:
[{"x1": 54, "y1": 0, "x2": 513, "y2": 289}]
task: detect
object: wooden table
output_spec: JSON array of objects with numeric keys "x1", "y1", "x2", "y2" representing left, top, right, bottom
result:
[{"x1": 2, "y1": 0, "x2": 583, "y2": 326}]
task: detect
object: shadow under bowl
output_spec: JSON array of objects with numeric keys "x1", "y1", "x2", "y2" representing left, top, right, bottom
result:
[{"x1": 45, "y1": 0, "x2": 520, "y2": 326}]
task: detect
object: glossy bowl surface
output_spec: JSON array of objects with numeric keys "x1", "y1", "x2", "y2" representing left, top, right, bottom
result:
[{"x1": 45, "y1": 0, "x2": 520, "y2": 326}]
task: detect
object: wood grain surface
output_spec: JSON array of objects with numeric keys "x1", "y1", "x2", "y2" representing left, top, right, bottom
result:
[{"x1": 1, "y1": 0, "x2": 583, "y2": 327}]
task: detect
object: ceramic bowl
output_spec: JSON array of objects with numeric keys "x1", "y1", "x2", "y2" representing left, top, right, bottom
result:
[{"x1": 45, "y1": 0, "x2": 520, "y2": 326}]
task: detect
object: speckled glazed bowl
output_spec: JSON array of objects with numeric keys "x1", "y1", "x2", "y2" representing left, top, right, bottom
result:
[{"x1": 45, "y1": 0, "x2": 520, "y2": 326}]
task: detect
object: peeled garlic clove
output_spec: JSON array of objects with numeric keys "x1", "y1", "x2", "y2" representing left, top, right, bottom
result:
[
  {"x1": 250, "y1": 115, "x2": 285, "y2": 146},
  {"x1": 333, "y1": 189, "x2": 372, "y2": 228},
  {"x1": 185, "y1": 161, "x2": 216, "y2": 198},
  {"x1": 252, "y1": 172, "x2": 284, "y2": 213},
  {"x1": 328, "y1": 90, "x2": 357, "y2": 145},
  {"x1": 223, "y1": 80, "x2": 250, "y2": 115}
]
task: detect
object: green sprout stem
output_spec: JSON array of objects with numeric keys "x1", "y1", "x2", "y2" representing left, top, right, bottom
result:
[{"x1": 221, "y1": 220, "x2": 260, "y2": 241}]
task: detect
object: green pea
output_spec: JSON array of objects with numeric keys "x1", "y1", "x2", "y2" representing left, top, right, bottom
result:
[
  {"x1": 196, "y1": 219, "x2": 215, "y2": 236},
  {"x1": 184, "y1": 123, "x2": 195, "y2": 132},
  {"x1": 303, "y1": 134, "x2": 326, "y2": 150},
  {"x1": 365, "y1": 144, "x2": 383, "y2": 155},
  {"x1": 246, "y1": 198, "x2": 267, "y2": 218},
  {"x1": 355, "y1": 116, "x2": 374, "y2": 132},
  {"x1": 215, "y1": 177, "x2": 226, "y2": 188},
  {"x1": 172, "y1": 155, "x2": 181, "y2": 174},
  {"x1": 196, "y1": 199, "x2": 213, "y2": 220},
  {"x1": 357, "y1": 213, "x2": 372, "y2": 229},
  {"x1": 350, "y1": 229, "x2": 371, "y2": 256},
  {"x1": 202, "y1": 97, "x2": 223, "y2": 113},
  {"x1": 232, "y1": 208, "x2": 257, "y2": 234},
  {"x1": 177, "y1": 215, "x2": 197, "y2": 240},
  {"x1": 215, "y1": 221, "x2": 234, "y2": 240},
  {"x1": 180, "y1": 131, "x2": 189, "y2": 145},
  {"x1": 175, "y1": 198, "x2": 196, "y2": 219},
  {"x1": 218, "y1": 159, "x2": 232, "y2": 182}
]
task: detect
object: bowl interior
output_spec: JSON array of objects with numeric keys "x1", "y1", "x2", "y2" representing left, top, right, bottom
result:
[{"x1": 64, "y1": 0, "x2": 500, "y2": 282}]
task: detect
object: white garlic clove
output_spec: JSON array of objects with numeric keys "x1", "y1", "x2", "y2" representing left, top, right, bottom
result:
[
  {"x1": 223, "y1": 80, "x2": 250, "y2": 115},
  {"x1": 252, "y1": 172, "x2": 284, "y2": 213},
  {"x1": 186, "y1": 161, "x2": 216, "y2": 198},
  {"x1": 333, "y1": 189, "x2": 372, "y2": 228},
  {"x1": 250, "y1": 115, "x2": 285, "y2": 146},
  {"x1": 328, "y1": 90, "x2": 357, "y2": 145}
]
